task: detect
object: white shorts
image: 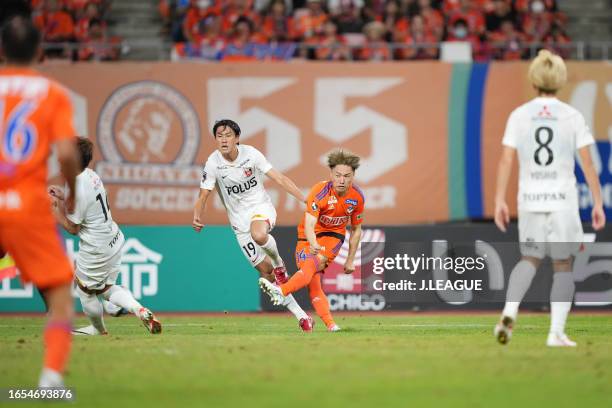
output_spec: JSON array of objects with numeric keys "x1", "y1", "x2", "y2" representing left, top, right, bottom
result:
[
  {"x1": 233, "y1": 203, "x2": 277, "y2": 267},
  {"x1": 518, "y1": 210, "x2": 583, "y2": 260},
  {"x1": 75, "y1": 249, "x2": 122, "y2": 291}
]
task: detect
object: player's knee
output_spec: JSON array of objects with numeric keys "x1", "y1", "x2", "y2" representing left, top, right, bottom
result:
[
  {"x1": 250, "y1": 230, "x2": 268, "y2": 246},
  {"x1": 522, "y1": 256, "x2": 541, "y2": 269},
  {"x1": 553, "y1": 258, "x2": 572, "y2": 272}
]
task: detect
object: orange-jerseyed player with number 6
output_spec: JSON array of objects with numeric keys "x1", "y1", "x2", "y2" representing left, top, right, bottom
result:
[
  {"x1": 260, "y1": 149, "x2": 364, "y2": 331},
  {"x1": 0, "y1": 17, "x2": 80, "y2": 388}
]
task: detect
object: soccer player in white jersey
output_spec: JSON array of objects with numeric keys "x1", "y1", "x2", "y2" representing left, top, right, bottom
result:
[
  {"x1": 193, "y1": 119, "x2": 314, "y2": 331},
  {"x1": 493, "y1": 50, "x2": 605, "y2": 347},
  {"x1": 50, "y1": 137, "x2": 162, "y2": 335}
]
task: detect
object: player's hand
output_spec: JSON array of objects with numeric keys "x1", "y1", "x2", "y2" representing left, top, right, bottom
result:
[
  {"x1": 494, "y1": 201, "x2": 510, "y2": 232},
  {"x1": 48, "y1": 185, "x2": 65, "y2": 200},
  {"x1": 192, "y1": 216, "x2": 204, "y2": 233},
  {"x1": 592, "y1": 204, "x2": 606, "y2": 231},
  {"x1": 344, "y1": 260, "x2": 355, "y2": 274},
  {"x1": 64, "y1": 193, "x2": 75, "y2": 214},
  {"x1": 309, "y1": 241, "x2": 322, "y2": 255}
]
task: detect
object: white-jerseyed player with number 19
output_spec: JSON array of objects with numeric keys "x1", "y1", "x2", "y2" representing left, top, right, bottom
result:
[
  {"x1": 493, "y1": 50, "x2": 605, "y2": 347},
  {"x1": 192, "y1": 119, "x2": 314, "y2": 331},
  {"x1": 50, "y1": 137, "x2": 161, "y2": 335}
]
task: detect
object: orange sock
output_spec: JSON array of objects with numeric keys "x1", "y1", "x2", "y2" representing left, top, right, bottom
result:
[
  {"x1": 308, "y1": 274, "x2": 335, "y2": 328},
  {"x1": 43, "y1": 321, "x2": 72, "y2": 374},
  {"x1": 281, "y1": 257, "x2": 319, "y2": 296}
]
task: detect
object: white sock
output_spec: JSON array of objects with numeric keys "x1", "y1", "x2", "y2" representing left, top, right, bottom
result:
[
  {"x1": 76, "y1": 286, "x2": 107, "y2": 334},
  {"x1": 259, "y1": 235, "x2": 283, "y2": 268},
  {"x1": 102, "y1": 300, "x2": 122, "y2": 315},
  {"x1": 502, "y1": 259, "x2": 537, "y2": 320},
  {"x1": 550, "y1": 272, "x2": 575, "y2": 335},
  {"x1": 283, "y1": 294, "x2": 309, "y2": 320},
  {"x1": 102, "y1": 285, "x2": 143, "y2": 315}
]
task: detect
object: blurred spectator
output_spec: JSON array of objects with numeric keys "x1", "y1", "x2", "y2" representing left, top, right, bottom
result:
[
  {"x1": 417, "y1": 0, "x2": 444, "y2": 40},
  {"x1": 485, "y1": 0, "x2": 515, "y2": 32},
  {"x1": 398, "y1": 14, "x2": 438, "y2": 59},
  {"x1": 514, "y1": 0, "x2": 557, "y2": 13},
  {"x1": 448, "y1": 0, "x2": 485, "y2": 35},
  {"x1": 443, "y1": 0, "x2": 492, "y2": 15},
  {"x1": 222, "y1": 16, "x2": 267, "y2": 60},
  {"x1": 399, "y1": 0, "x2": 420, "y2": 17},
  {"x1": 222, "y1": 0, "x2": 261, "y2": 33},
  {"x1": 543, "y1": 23, "x2": 570, "y2": 58},
  {"x1": 446, "y1": 17, "x2": 491, "y2": 60},
  {"x1": 521, "y1": 0, "x2": 552, "y2": 43},
  {"x1": 262, "y1": 0, "x2": 296, "y2": 41},
  {"x1": 314, "y1": 20, "x2": 351, "y2": 59},
  {"x1": 328, "y1": 0, "x2": 365, "y2": 16},
  {"x1": 334, "y1": 0, "x2": 366, "y2": 34},
  {"x1": 379, "y1": 1, "x2": 409, "y2": 42},
  {"x1": 183, "y1": 0, "x2": 220, "y2": 43},
  {"x1": 75, "y1": 2, "x2": 104, "y2": 42},
  {"x1": 358, "y1": 20, "x2": 392, "y2": 60},
  {"x1": 490, "y1": 19, "x2": 524, "y2": 59},
  {"x1": 34, "y1": 0, "x2": 75, "y2": 43},
  {"x1": 294, "y1": 0, "x2": 328, "y2": 39},
  {"x1": 77, "y1": 17, "x2": 118, "y2": 60}
]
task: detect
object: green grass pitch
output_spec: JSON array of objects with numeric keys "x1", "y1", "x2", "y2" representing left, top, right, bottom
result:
[{"x1": 1, "y1": 313, "x2": 611, "y2": 408}]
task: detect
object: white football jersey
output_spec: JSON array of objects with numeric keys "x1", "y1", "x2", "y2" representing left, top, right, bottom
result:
[
  {"x1": 200, "y1": 145, "x2": 273, "y2": 232},
  {"x1": 502, "y1": 97, "x2": 594, "y2": 212},
  {"x1": 67, "y1": 168, "x2": 125, "y2": 269}
]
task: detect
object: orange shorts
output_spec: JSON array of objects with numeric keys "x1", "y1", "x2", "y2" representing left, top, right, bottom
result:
[
  {"x1": 0, "y1": 221, "x2": 73, "y2": 289},
  {"x1": 295, "y1": 234, "x2": 345, "y2": 270}
]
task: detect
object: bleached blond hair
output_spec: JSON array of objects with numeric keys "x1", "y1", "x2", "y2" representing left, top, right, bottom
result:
[{"x1": 528, "y1": 49, "x2": 567, "y2": 94}]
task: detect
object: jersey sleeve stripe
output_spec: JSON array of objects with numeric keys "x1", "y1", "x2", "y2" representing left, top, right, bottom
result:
[
  {"x1": 315, "y1": 182, "x2": 332, "y2": 201},
  {"x1": 352, "y1": 184, "x2": 365, "y2": 202}
]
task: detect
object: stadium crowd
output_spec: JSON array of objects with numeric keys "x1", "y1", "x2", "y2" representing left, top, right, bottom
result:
[
  {"x1": 163, "y1": 0, "x2": 571, "y2": 61},
  {"x1": 29, "y1": 0, "x2": 120, "y2": 61}
]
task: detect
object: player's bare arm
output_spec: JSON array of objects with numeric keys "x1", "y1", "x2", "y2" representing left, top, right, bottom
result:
[
  {"x1": 494, "y1": 146, "x2": 515, "y2": 232},
  {"x1": 265, "y1": 168, "x2": 305, "y2": 203},
  {"x1": 50, "y1": 197, "x2": 81, "y2": 235},
  {"x1": 344, "y1": 223, "x2": 362, "y2": 274},
  {"x1": 304, "y1": 212, "x2": 324, "y2": 260},
  {"x1": 192, "y1": 188, "x2": 212, "y2": 232},
  {"x1": 578, "y1": 146, "x2": 606, "y2": 230},
  {"x1": 56, "y1": 138, "x2": 79, "y2": 214},
  {"x1": 48, "y1": 185, "x2": 65, "y2": 200}
]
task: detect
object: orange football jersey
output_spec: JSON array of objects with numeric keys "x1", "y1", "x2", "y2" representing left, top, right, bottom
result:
[
  {"x1": 297, "y1": 180, "x2": 365, "y2": 240},
  {"x1": 0, "y1": 67, "x2": 75, "y2": 224}
]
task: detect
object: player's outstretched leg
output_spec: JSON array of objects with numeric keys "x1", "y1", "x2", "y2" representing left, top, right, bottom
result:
[
  {"x1": 39, "y1": 284, "x2": 73, "y2": 388},
  {"x1": 101, "y1": 285, "x2": 161, "y2": 334},
  {"x1": 308, "y1": 274, "x2": 339, "y2": 332},
  {"x1": 547, "y1": 260, "x2": 576, "y2": 347},
  {"x1": 102, "y1": 299, "x2": 129, "y2": 317},
  {"x1": 495, "y1": 258, "x2": 538, "y2": 344},
  {"x1": 75, "y1": 286, "x2": 108, "y2": 335}
]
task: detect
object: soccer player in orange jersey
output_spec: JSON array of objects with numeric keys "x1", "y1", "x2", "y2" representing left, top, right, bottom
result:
[
  {"x1": 260, "y1": 149, "x2": 364, "y2": 331},
  {"x1": 0, "y1": 16, "x2": 79, "y2": 388}
]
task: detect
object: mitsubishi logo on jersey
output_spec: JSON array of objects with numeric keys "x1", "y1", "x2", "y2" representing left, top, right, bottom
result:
[
  {"x1": 538, "y1": 105, "x2": 553, "y2": 118},
  {"x1": 319, "y1": 214, "x2": 349, "y2": 226}
]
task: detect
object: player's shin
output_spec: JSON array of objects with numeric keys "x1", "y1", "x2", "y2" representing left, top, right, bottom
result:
[
  {"x1": 280, "y1": 257, "x2": 318, "y2": 296},
  {"x1": 260, "y1": 234, "x2": 283, "y2": 268},
  {"x1": 40, "y1": 284, "x2": 73, "y2": 387},
  {"x1": 76, "y1": 286, "x2": 107, "y2": 334},
  {"x1": 102, "y1": 285, "x2": 142, "y2": 315},
  {"x1": 282, "y1": 294, "x2": 309, "y2": 320},
  {"x1": 502, "y1": 259, "x2": 537, "y2": 320},
  {"x1": 550, "y1": 271, "x2": 575, "y2": 335}
]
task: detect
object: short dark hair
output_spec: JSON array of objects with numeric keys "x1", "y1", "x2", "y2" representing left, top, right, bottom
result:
[
  {"x1": 76, "y1": 137, "x2": 93, "y2": 170},
  {"x1": 212, "y1": 119, "x2": 241, "y2": 138},
  {"x1": 1, "y1": 15, "x2": 40, "y2": 64},
  {"x1": 327, "y1": 149, "x2": 360, "y2": 171}
]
